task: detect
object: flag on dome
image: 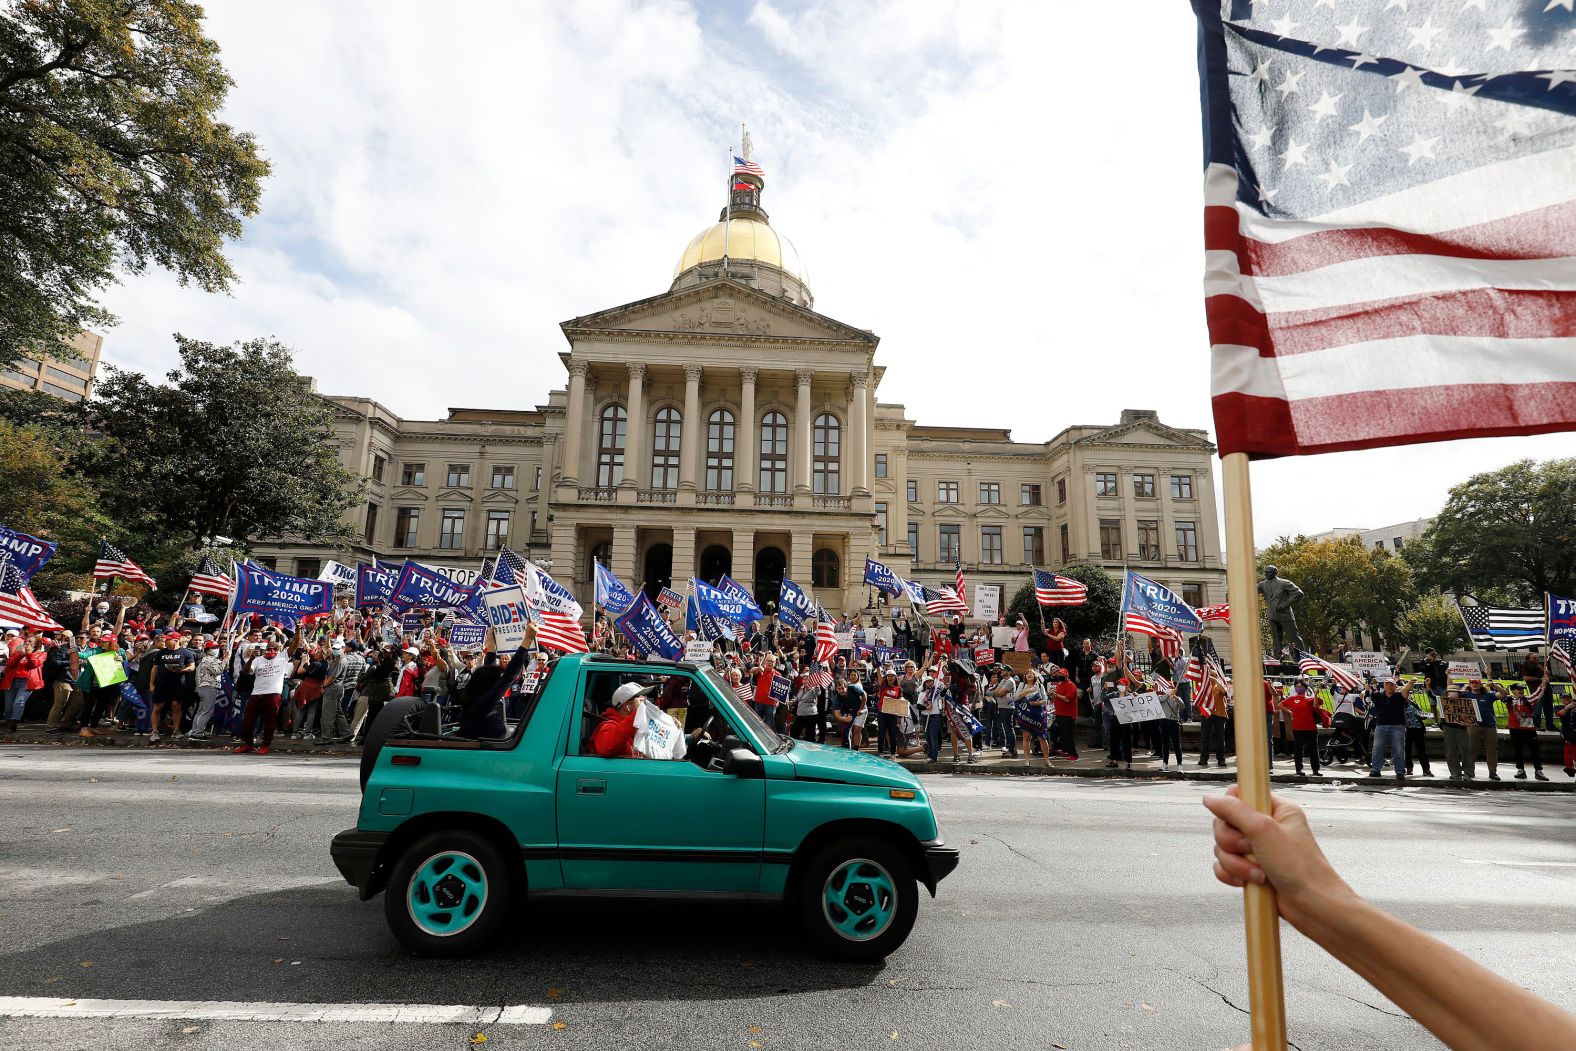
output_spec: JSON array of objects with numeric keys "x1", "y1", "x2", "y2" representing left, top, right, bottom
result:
[
  {"x1": 1193, "y1": 1, "x2": 1576, "y2": 459},
  {"x1": 733, "y1": 155, "x2": 763, "y2": 177}
]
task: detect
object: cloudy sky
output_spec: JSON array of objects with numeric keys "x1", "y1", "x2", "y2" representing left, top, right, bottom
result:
[{"x1": 98, "y1": 0, "x2": 1570, "y2": 545}]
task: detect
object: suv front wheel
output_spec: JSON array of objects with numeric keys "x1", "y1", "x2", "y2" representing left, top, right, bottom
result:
[
  {"x1": 799, "y1": 836, "x2": 918, "y2": 961},
  {"x1": 384, "y1": 829, "x2": 511, "y2": 956}
]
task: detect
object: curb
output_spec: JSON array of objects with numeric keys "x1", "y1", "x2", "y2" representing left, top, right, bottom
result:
[{"x1": 895, "y1": 760, "x2": 1576, "y2": 791}]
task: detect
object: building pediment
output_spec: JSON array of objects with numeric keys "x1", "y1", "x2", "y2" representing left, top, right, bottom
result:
[
  {"x1": 560, "y1": 279, "x2": 878, "y2": 349},
  {"x1": 481, "y1": 490, "x2": 519, "y2": 506},
  {"x1": 388, "y1": 487, "x2": 426, "y2": 501},
  {"x1": 932, "y1": 504, "x2": 968, "y2": 519},
  {"x1": 977, "y1": 505, "x2": 1010, "y2": 520},
  {"x1": 1016, "y1": 505, "x2": 1052, "y2": 520},
  {"x1": 1074, "y1": 418, "x2": 1216, "y2": 451},
  {"x1": 436, "y1": 488, "x2": 473, "y2": 503}
]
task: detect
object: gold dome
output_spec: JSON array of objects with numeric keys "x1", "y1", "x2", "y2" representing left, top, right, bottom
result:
[{"x1": 672, "y1": 218, "x2": 808, "y2": 285}]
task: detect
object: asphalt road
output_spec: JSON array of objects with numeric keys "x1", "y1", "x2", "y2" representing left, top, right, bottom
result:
[{"x1": 0, "y1": 746, "x2": 1571, "y2": 1051}]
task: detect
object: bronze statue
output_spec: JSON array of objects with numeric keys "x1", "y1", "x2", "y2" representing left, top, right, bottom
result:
[{"x1": 1258, "y1": 565, "x2": 1304, "y2": 657}]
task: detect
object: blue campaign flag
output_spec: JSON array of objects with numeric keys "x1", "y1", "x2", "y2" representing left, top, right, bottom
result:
[
  {"x1": 686, "y1": 593, "x2": 734, "y2": 642},
  {"x1": 777, "y1": 577, "x2": 815, "y2": 629},
  {"x1": 695, "y1": 578, "x2": 755, "y2": 624},
  {"x1": 0, "y1": 524, "x2": 57, "y2": 584},
  {"x1": 863, "y1": 558, "x2": 903, "y2": 597},
  {"x1": 718, "y1": 575, "x2": 763, "y2": 621},
  {"x1": 389, "y1": 560, "x2": 480, "y2": 619},
  {"x1": 231, "y1": 564, "x2": 334, "y2": 621},
  {"x1": 1549, "y1": 592, "x2": 1576, "y2": 651},
  {"x1": 768, "y1": 673, "x2": 792, "y2": 706},
  {"x1": 899, "y1": 578, "x2": 926, "y2": 607},
  {"x1": 355, "y1": 562, "x2": 400, "y2": 607},
  {"x1": 615, "y1": 592, "x2": 682, "y2": 660},
  {"x1": 594, "y1": 561, "x2": 637, "y2": 615},
  {"x1": 1121, "y1": 570, "x2": 1202, "y2": 634}
]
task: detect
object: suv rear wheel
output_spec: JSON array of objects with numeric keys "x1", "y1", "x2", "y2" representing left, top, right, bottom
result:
[
  {"x1": 799, "y1": 836, "x2": 918, "y2": 961},
  {"x1": 384, "y1": 829, "x2": 511, "y2": 956}
]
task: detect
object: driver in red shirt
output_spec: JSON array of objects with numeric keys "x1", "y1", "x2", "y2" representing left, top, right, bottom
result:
[{"x1": 589, "y1": 682, "x2": 655, "y2": 758}]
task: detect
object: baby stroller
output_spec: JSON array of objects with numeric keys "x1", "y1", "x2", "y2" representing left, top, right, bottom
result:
[{"x1": 1320, "y1": 713, "x2": 1368, "y2": 766}]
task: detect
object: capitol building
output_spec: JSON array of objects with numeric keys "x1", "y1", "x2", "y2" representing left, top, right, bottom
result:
[{"x1": 257, "y1": 168, "x2": 1228, "y2": 628}]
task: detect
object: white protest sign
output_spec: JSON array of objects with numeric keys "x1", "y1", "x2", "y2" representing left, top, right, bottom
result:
[
  {"x1": 684, "y1": 640, "x2": 714, "y2": 663},
  {"x1": 421, "y1": 562, "x2": 482, "y2": 587},
  {"x1": 1348, "y1": 651, "x2": 1392, "y2": 678},
  {"x1": 481, "y1": 584, "x2": 532, "y2": 651},
  {"x1": 1111, "y1": 691, "x2": 1167, "y2": 724},
  {"x1": 1448, "y1": 660, "x2": 1481, "y2": 679},
  {"x1": 833, "y1": 631, "x2": 855, "y2": 651},
  {"x1": 973, "y1": 584, "x2": 1001, "y2": 622},
  {"x1": 991, "y1": 625, "x2": 1017, "y2": 649}
]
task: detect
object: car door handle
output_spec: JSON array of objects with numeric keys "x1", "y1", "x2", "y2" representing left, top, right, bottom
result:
[{"x1": 576, "y1": 778, "x2": 606, "y2": 796}]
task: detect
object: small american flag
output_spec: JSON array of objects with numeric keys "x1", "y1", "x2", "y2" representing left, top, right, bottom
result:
[
  {"x1": 733, "y1": 154, "x2": 764, "y2": 178},
  {"x1": 493, "y1": 545, "x2": 529, "y2": 586},
  {"x1": 1033, "y1": 568, "x2": 1088, "y2": 606},
  {"x1": 955, "y1": 561, "x2": 967, "y2": 611},
  {"x1": 1194, "y1": 1, "x2": 1576, "y2": 459},
  {"x1": 1150, "y1": 674, "x2": 1175, "y2": 694},
  {"x1": 814, "y1": 616, "x2": 839, "y2": 664},
  {"x1": 807, "y1": 665, "x2": 833, "y2": 690},
  {"x1": 924, "y1": 585, "x2": 969, "y2": 617},
  {"x1": 188, "y1": 555, "x2": 233, "y2": 598},
  {"x1": 1197, "y1": 603, "x2": 1230, "y2": 623},
  {"x1": 94, "y1": 540, "x2": 156, "y2": 590},
  {"x1": 0, "y1": 557, "x2": 64, "y2": 630},
  {"x1": 1550, "y1": 641, "x2": 1573, "y2": 679},
  {"x1": 1299, "y1": 653, "x2": 1362, "y2": 692},
  {"x1": 733, "y1": 680, "x2": 755, "y2": 705},
  {"x1": 1123, "y1": 611, "x2": 1184, "y2": 659}
]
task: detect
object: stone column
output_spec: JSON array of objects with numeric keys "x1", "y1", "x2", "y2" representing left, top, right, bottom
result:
[
  {"x1": 550, "y1": 524, "x2": 578, "y2": 601},
  {"x1": 731, "y1": 528, "x2": 755, "y2": 595},
  {"x1": 561, "y1": 360, "x2": 588, "y2": 487},
  {"x1": 612, "y1": 524, "x2": 638, "y2": 590},
  {"x1": 678, "y1": 364, "x2": 702, "y2": 501},
  {"x1": 621, "y1": 363, "x2": 646, "y2": 497},
  {"x1": 790, "y1": 530, "x2": 814, "y2": 593},
  {"x1": 1083, "y1": 471, "x2": 1104, "y2": 562},
  {"x1": 848, "y1": 372, "x2": 869, "y2": 496},
  {"x1": 793, "y1": 368, "x2": 813, "y2": 497},
  {"x1": 1122, "y1": 471, "x2": 1141, "y2": 562},
  {"x1": 672, "y1": 526, "x2": 697, "y2": 591},
  {"x1": 737, "y1": 367, "x2": 758, "y2": 494}
]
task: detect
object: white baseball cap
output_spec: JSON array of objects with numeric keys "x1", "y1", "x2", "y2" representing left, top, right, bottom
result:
[{"x1": 611, "y1": 682, "x2": 655, "y2": 706}]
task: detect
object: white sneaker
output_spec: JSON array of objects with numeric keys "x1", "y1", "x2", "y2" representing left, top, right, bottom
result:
[{"x1": 148, "y1": 734, "x2": 161, "y2": 744}]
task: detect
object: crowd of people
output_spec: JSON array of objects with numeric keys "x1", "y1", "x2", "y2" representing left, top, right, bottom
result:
[{"x1": 3, "y1": 597, "x2": 1573, "y2": 784}]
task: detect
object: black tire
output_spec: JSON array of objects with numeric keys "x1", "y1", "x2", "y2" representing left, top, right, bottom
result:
[
  {"x1": 384, "y1": 829, "x2": 512, "y2": 957},
  {"x1": 798, "y1": 836, "x2": 918, "y2": 962}
]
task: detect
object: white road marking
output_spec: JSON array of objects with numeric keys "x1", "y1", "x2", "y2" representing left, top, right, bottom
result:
[
  {"x1": 0, "y1": 997, "x2": 552, "y2": 1024},
  {"x1": 1461, "y1": 860, "x2": 1576, "y2": 867}
]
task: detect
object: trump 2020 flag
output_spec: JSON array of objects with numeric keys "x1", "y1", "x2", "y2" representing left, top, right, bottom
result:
[
  {"x1": 1549, "y1": 592, "x2": 1576, "y2": 652},
  {"x1": 594, "y1": 561, "x2": 637, "y2": 615},
  {"x1": 685, "y1": 592, "x2": 735, "y2": 642},
  {"x1": 0, "y1": 524, "x2": 57, "y2": 585},
  {"x1": 863, "y1": 558, "x2": 904, "y2": 597},
  {"x1": 615, "y1": 591, "x2": 683, "y2": 660},
  {"x1": 695, "y1": 578, "x2": 755, "y2": 624},
  {"x1": 717, "y1": 575, "x2": 763, "y2": 622},
  {"x1": 1121, "y1": 570, "x2": 1203, "y2": 635},
  {"x1": 1193, "y1": 2, "x2": 1576, "y2": 458},
  {"x1": 777, "y1": 577, "x2": 816, "y2": 629}
]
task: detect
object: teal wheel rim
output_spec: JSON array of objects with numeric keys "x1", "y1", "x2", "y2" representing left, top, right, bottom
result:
[
  {"x1": 821, "y1": 857, "x2": 897, "y2": 942},
  {"x1": 406, "y1": 850, "x2": 488, "y2": 937}
]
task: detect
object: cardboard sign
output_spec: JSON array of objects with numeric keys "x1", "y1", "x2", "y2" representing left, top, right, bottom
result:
[
  {"x1": 1111, "y1": 691, "x2": 1167, "y2": 724},
  {"x1": 1003, "y1": 652, "x2": 1034, "y2": 674},
  {"x1": 684, "y1": 640, "x2": 714, "y2": 663},
  {"x1": 1439, "y1": 693, "x2": 1477, "y2": 725},
  {"x1": 973, "y1": 583, "x2": 1001, "y2": 622}
]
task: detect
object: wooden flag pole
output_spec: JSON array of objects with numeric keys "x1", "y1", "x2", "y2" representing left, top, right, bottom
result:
[{"x1": 1220, "y1": 451, "x2": 1288, "y2": 1051}]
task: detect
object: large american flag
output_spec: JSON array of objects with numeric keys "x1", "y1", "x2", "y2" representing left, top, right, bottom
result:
[
  {"x1": 188, "y1": 555, "x2": 234, "y2": 598},
  {"x1": 924, "y1": 584, "x2": 969, "y2": 617},
  {"x1": 0, "y1": 557, "x2": 64, "y2": 631},
  {"x1": 1299, "y1": 653, "x2": 1362, "y2": 692},
  {"x1": 1124, "y1": 611, "x2": 1185, "y2": 659},
  {"x1": 1033, "y1": 568, "x2": 1089, "y2": 606},
  {"x1": 814, "y1": 611, "x2": 839, "y2": 664},
  {"x1": 93, "y1": 540, "x2": 156, "y2": 590},
  {"x1": 1194, "y1": 1, "x2": 1576, "y2": 458}
]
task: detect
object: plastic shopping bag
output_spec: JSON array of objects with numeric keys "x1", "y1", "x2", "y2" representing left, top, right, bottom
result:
[{"x1": 633, "y1": 698, "x2": 687, "y2": 761}]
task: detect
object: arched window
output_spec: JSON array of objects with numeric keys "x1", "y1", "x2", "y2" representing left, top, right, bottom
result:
[
  {"x1": 650, "y1": 407, "x2": 681, "y2": 490},
  {"x1": 812, "y1": 548, "x2": 841, "y2": 589},
  {"x1": 705, "y1": 409, "x2": 735, "y2": 491},
  {"x1": 596, "y1": 405, "x2": 626, "y2": 487},
  {"x1": 759, "y1": 411, "x2": 788, "y2": 494},
  {"x1": 813, "y1": 413, "x2": 840, "y2": 495}
]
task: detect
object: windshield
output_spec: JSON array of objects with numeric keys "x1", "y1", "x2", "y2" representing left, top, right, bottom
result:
[{"x1": 699, "y1": 665, "x2": 792, "y2": 754}]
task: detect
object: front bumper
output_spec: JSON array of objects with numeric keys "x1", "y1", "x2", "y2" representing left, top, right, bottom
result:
[
  {"x1": 919, "y1": 839, "x2": 961, "y2": 895},
  {"x1": 330, "y1": 828, "x2": 390, "y2": 900}
]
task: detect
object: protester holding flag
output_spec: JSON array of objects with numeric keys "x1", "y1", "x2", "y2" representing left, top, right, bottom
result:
[{"x1": 233, "y1": 629, "x2": 297, "y2": 756}]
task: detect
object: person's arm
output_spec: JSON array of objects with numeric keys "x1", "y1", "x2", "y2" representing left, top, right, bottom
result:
[
  {"x1": 114, "y1": 599, "x2": 128, "y2": 632},
  {"x1": 1205, "y1": 788, "x2": 1576, "y2": 1051}
]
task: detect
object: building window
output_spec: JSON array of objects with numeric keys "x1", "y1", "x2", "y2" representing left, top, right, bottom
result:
[
  {"x1": 1020, "y1": 483, "x2": 1041, "y2": 506},
  {"x1": 395, "y1": 507, "x2": 420, "y2": 547},
  {"x1": 42, "y1": 383, "x2": 82, "y2": 402},
  {"x1": 491, "y1": 465, "x2": 515, "y2": 489},
  {"x1": 908, "y1": 521, "x2": 920, "y2": 556},
  {"x1": 3, "y1": 369, "x2": 35, "y2": 388},
  {"x1": 1095, "y1": 472, "x2": 1118, "y2": 496},
  {"x1": 43, "y1": 365, "x2": 86, "y2": 389},
  {"x1": 813, "y1": 413, "x2": 841, "y2": 495},
  {"x1": 15, "y1": 357, "x2": 40, "y2": 371},
  {"x1": 938, "y1": 524, "x2": 961, "y2": 564},
  {"x1": 1393, "y1": 536, "x2": 1405, "y2": 550},
  {"x1": 1182, "y1": 583, "x2": 1205, "y2": 608},
  {"x1": 937, "y1": 480, "x2": 959, "y2": 503},
  {"x1": 1056, "y1": 477, "x2": 1067, "y2": 504},
  {"x1": 874, "y1": 501, "x2": 888, "y2": 546},
  {"x1": 401, "y1": 462, "x2": 426, "y2": 487},
  {"x1": 1170, "y1": 474, "x2": 1194, "y2": 500},
  {"x1": 705, "y1": 409, "x2": 735, "y2": 491},
  {"x1": 981, "y1": 526, "x2": 1003, "y2": 565},
  {"x1": 874, "y1": 454, "x2": 888, "y2": 478},
  {"x1": 1023, "y1": 526, "x2": 1045, "y2": 565},
  {"x1": 1138, "y1": 520, "x2": 1161, "y2": 561},
  {"x1": 363, "y1": 503, "x2": 379, "y2": 545},
  {"x1": 1133, "y1": 473, "x2": 1156, "y2": 498},
  {"x1": 446, "y1": 464, "x2": 470, "y2": 488},
  {"x1": 650, "y1": 407, "x2": 682, "y2": 490},
  {"x1": 1176, "y1": 521, "x2": 1199, "y2": 562},
  {"x1": 534, "y1": 465, "x2": 542, "y2": 491},
  {"x1": 759, "y1": 411, "x2": 788, "y2": 493},
  {"x1": 906, "y1": 480, "x2": 918, "y2": 502},
  {"x1": 254, "y1": 557, "x2": 276, "y2": 572},
  {"x1": 1099, "y1": 519, "x2": 1123, "y2": 560},
  {"x1": 485, "y1": 510, "x2": 510, "y2": 550},
  {"x1": 1059, "y1": 523, "x2": 1070, "y2": 564},
  {"x1": 597, "y1": 404, "x2": 626, "y2": 487},
  {"x1": 812, "y1": 548, "x2": 841, "y2": 588},
  {"x1": 979, "y1": 482, "x2": 1001, "y2": 505},
  {"x1": 296, "y1": 558, "x2": 321, "y2": 580},
  {"x1": 439, "y1": 508, "x2": 465, "y2": 549},
  {"x1": 371, "y1": 455, "x2": 386, "y2": 484}
]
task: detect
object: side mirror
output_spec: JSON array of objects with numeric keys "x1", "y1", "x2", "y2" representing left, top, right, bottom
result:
[{"x1": 720, "y1": 746, "x2": 764, "y2": 779}]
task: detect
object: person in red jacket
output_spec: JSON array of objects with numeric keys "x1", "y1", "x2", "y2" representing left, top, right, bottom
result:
[
  {"x1": 1278, "y1": 680, "x2": 1323, "y2": 776},
  {"x1": 2, "y1": 634, "x2": 46, "y2": 732},
  {"x1": 589, "y1": 682, "x2": 655, "y2": 758},
  {"x1": 1049, "y1": 668, "x2": 1081, "y2": 759}
]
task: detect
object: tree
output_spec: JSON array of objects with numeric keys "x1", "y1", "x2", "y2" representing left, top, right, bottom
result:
[
  {"x1": 0, "y1": 0, "x2": 268, "y2": 366},
  {"x1": 1396, "y1": 591, "x2": 1468, "y2": 654},
  {"x1": 1410, "y1": 459, "x2": 1576, "y2": 605},
  {"x1": 1005, "y1": 563, "x2": 1121, "y2": 650},
  {"x1": 0, "y1": 418, "x2": 110, "y2": 596},
  {"x1": 87, "y1": 335, "x2": 362, "y2": 551},
  {"x1": 1257, "y1": 535, "x2": 1416, "y2": 653}
]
